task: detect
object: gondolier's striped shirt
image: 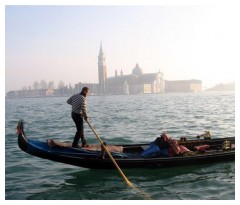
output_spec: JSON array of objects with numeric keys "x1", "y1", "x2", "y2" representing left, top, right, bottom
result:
[{"x1": 67, "y1": 94, "x2": 87, "y2": 115}]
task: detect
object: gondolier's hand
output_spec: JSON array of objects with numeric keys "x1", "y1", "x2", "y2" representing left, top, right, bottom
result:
[{"x1": 84, "y1": 116, "x2": 88, "y2": 121}]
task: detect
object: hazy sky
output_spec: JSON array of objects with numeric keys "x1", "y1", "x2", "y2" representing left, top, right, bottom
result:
[{"x1": 4, "y1": 1, "x2": 239, "y2": 92}]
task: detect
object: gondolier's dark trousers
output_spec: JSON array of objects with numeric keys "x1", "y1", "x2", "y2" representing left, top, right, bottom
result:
[{"x1": 71, "y1": 112, "x2": 84, "y2": 147}]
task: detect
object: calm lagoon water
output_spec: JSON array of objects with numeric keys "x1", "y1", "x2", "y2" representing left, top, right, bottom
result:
[{"x1": 5, "y1": 92, "x2": 235, "y2": 200}]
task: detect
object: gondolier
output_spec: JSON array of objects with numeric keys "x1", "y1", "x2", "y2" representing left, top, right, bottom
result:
[{"x1": 67, "y1": 87, "x2": 90, "y2": 148}]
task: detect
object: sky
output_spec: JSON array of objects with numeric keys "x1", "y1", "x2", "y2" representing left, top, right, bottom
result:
[{"x1": 3, "y1": 0, "x2": 239, "y2": 93}]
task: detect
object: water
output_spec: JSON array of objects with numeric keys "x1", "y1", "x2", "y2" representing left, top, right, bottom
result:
[{"x1": 5, "y1": 92, "x2": 235, "y2": 200}]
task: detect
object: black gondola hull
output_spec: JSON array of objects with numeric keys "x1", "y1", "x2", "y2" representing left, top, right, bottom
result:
[{"x1": 17, "y1": 132, "x2": 235, "y2": 169}]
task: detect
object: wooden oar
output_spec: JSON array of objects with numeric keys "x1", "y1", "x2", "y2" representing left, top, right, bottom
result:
[
  {"x1": 86, "y1": 119, "x2": 133, "y2": 187},
  {"x1": 86, "y1": 119, "x2": 152, "y2": 200}
]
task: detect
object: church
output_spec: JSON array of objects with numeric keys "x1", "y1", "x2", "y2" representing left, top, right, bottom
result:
[{"x1": 98, "y1": 43, "x2": 165, "y2": 95}]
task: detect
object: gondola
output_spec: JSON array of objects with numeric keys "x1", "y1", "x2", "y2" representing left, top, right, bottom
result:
[{"x1": 17, "y1": 120, "x2": 235, "y2": 169}]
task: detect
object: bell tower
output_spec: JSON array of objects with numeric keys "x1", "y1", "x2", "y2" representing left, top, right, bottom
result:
[{"x1": 98, "y1": 42, "x2": 107, "y2": 94}]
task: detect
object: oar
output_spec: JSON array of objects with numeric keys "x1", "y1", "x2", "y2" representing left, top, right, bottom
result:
[
  {"x1": 86, "y1": 119, "x2": 133, "y2": 187},
  {"x1": 86, "y1": 119, "x2": 152, "y2": 200}
]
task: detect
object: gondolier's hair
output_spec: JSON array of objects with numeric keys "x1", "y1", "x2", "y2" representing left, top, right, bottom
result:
[{"x1": 80, "y1": 87, "x2": 89, "y2": 96}]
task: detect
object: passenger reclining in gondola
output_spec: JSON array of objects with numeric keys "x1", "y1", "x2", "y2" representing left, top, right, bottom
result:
[{"x1": 141, "y1": 133, "x2": 190, "y2": 158}]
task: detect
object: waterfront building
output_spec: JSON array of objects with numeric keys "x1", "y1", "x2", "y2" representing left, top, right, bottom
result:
[
  {"x1": 46, "y1": 88, "x2": 54, "y2": 96},
  {"x1": 165, "y1": 79, "x2": 202, "y2": 93},
  {"x1": 106, "y1": 64, "x2": 165, "y2": 94},
  {"x1": 98, "y1": 44, "x2": 165, "y2": 95}
]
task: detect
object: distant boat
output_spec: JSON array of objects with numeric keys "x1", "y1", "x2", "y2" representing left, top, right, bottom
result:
[{"x1": 17, "y1": 120, "x2": 235, "y2": 169}]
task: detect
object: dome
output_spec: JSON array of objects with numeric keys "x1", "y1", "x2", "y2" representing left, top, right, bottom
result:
[{"x1": 132, "y1": 63, "x2": 143, "y2": 75}]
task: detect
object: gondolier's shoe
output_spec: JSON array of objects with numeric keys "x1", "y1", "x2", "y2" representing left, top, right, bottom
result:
[
  {"x1": 82, "y1": 139, "x2": 87, "y2": 148},
  {"x1": 72, "y1": 131, "x2": 82, "y2": 148}
]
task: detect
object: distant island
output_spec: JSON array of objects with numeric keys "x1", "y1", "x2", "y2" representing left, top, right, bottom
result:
[
  {"x1": 5, "y1": 80, "x2": 235, "y2": 99},
  {"x1": 205, "y1": 82, "x2": 235, "y2": 92}
]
